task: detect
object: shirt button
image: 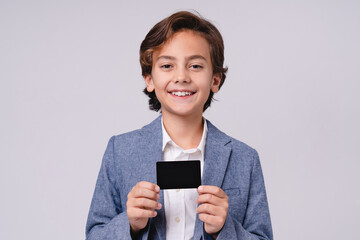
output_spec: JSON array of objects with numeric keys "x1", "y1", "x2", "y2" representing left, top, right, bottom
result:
[{"x1": 175, "y1": 217, "x2": 180, "y2": 223}]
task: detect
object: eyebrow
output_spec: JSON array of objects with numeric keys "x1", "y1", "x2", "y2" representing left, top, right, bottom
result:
[
  {"x1": 155, "y1": 55, "x2": 207, "y2": 62},
  {"x1": 156, "y1": 55, "x2": 176, "y2": 62},
  {"x1": 187, "y1": 55, "x2": 207, "y2": 61}
]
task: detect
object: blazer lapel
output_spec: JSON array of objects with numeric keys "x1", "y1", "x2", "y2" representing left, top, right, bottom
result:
[
  {"x1": 193, "y1": 120, "x2": 232, "y2": 239},
  {"x1": 202, "y1": 120, "x2": 232, "y2": 188},
  {"x1": 138, "y1": 116, "x2": 166, "y2": 239}
]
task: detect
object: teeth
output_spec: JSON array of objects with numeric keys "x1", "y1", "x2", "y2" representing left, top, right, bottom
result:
[{"x1": 171, "y1": 91, "x2": 193, "y2": 96}]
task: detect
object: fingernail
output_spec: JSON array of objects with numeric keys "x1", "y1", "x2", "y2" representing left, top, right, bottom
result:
[
  {"x1": 198, "y1": 186, "x2": 203, "y2": 192},
  {"x1": 156, "y1": 194, "x2": 160, "y2": 200},
  {"x1": 155, "y1": 185, "x2": 160, "y2": 192},
  {"x1": 157, "y1": 203, "x2": 162, "y2": 209},
  {"x1": 153, "y1": 211, "x2": 157, "y2": 217}
]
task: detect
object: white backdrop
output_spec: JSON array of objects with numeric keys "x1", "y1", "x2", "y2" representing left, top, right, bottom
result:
[{"x1": 1, "y1": 0, "x2": 359, "y2": 239}]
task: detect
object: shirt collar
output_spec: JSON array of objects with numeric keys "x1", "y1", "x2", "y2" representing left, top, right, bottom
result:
[{"x1": 161, "y1": 117, "x2": 208, "y2": 153}]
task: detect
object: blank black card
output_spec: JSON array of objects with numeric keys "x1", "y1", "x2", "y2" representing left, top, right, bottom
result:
[{"x1": 156, "y1": 160, "x2": 201, "y2": 189}]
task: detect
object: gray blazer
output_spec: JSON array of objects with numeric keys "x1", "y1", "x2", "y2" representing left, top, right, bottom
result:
[{"x1": 86, "y1": 116, "x2": 273, "y2": 240}]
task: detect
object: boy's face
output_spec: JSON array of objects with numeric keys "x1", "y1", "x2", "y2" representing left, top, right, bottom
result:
[{"x1": 144, "y1": 30, "x2": 221, "y2": 118}]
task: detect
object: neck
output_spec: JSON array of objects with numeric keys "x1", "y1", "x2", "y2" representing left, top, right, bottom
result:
[{"x1": 162, "y1": 112, "x2": 204, "y2": 150}]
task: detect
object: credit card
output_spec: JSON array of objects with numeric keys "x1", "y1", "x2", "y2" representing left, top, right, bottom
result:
[{"x1": 156, "y1": 160, "x2": 201, "y2": 189}]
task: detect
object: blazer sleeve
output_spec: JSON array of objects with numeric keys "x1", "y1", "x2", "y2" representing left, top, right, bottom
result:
[
  {"x1": 213, "y1": 151, "x2": 273, "y2": 240},
  {"x1": 85, "y1": 136, "x2": 151, "y2": 240}
]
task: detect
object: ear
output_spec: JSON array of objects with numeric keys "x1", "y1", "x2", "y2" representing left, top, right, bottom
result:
[
  {"x1": 211, "y1": 73, "x2": 222, "y2": 93},
  {"x1": 144, "y1": 74, "x2": 155, "y2": 92}
]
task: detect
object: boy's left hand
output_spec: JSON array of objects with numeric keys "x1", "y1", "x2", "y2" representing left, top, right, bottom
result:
[{"x1": 196, "y1": 185, "x2": 229, "y2": 238}]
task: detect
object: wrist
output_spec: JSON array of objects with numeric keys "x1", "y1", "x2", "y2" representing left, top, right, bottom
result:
[{"x1": 129, "y1": 220, "x2": 149, "y2": 239}]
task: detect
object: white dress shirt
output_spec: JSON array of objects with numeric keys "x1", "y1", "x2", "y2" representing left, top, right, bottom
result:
[{"x1": 161, "y1": 118, "x2": 207, "y2": 240}]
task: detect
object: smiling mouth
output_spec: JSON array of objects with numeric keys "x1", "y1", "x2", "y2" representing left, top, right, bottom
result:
[{"x1": 169, "y1": 91, "x2": 196, "y2": 97}]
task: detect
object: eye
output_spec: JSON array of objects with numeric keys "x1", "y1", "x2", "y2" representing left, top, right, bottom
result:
[
  {"x1": 160, "y1": 64, "x2": 173, "y2": 70},
  {"x1": 190, "y1": 64, "x2": 203, "y2": 70}
]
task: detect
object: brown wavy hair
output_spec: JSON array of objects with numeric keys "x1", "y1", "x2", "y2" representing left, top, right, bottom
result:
[{"x1": 140, "y1": 11, "x2": 228, "y2": 112}]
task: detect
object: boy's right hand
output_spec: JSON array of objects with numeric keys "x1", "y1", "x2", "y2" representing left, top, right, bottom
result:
[{"x1": 126, "y1": 181, "x2": 162, "y2": 234}]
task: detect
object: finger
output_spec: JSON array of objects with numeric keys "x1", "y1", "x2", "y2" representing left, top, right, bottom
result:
[
  {"x1": 129, "y1": 187, "x2": 160, "y2": 200},
  {"x1": 198, "y1": 213, "x2": 224, "y2": 226},
  {"x1": 198, "y1": 213, "x2": 225, "y2": 233},
  {"x1": 128, "y1": 181, "x2": 160, "y2": 199},
  {"x1": 128, "y1": 197, "x2": 162, "y2": 210},
  {"x1": 137, "y1": 181, "x2": 160, "y2": 192},
  {"x1": 128, "y1": 207, "x2": 158, "y2": 219},
  {"x1": 197, "y1": 185, "x2": 227, "y2": 199},
  {"x1": 128, "y1": 181, "x2": 160, "y2": 197},
  {"x1": 196, "y1": 203, "x2": 227, "y2": 217},
  {"x1": 196, "y1": 193, "x2": 228, "y2": 208}
]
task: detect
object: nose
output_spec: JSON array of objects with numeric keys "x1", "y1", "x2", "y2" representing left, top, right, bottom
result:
[{"x1": 174, "y1": 67, "x2": 189, "y2": 83}]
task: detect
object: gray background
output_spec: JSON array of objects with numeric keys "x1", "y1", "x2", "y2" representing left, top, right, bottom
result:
[{"x1": 1, "y1": 0, "x2": 359, "y2": 239}]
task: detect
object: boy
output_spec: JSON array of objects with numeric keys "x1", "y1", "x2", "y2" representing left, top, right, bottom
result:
[{"x1": 86, "y1": 11, "x2": 273, "y2": 240}]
